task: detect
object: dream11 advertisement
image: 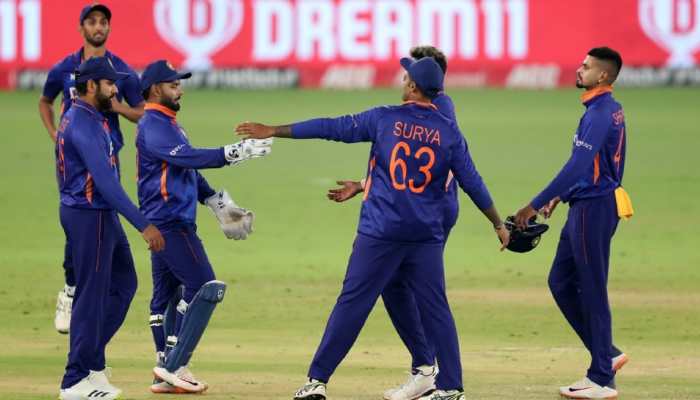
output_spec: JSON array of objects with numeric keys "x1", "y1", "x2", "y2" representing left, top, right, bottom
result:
[{"x1": 1, "y1": 0, "x2": 699, "y2": 89}]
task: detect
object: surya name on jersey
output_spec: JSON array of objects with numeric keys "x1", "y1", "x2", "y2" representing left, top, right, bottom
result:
[{"x1": 392, "y1": 121, "x2": 442, "y2": 146}]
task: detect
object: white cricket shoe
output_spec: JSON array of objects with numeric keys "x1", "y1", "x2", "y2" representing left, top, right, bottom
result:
[
  {"x1": 612, "y1": 353, "x2": 629, "y2": 372},
  {"x1": 55, "y1": 288, "x2": 73, "y2": 334},
  {"x1": 384, "y1": 365, "x2": 438, "y2": 400},
  {"x1": 153, "y1": 365, "x2": 208, "y2": 393},
  {"x1": 59, "y1": 375, "x2": 120, "y2": 400},
  {"x1": 560, "y1": 377, "x2": 618, "y2": 399},
  {"x1": 293, "y1": 378, "x2": 327, "y2": 400},
  {"x1": 150, "y1": 380, "x2": 180, "y2": 394},
  {"x1": 416, "y1": 389, "x2": 465, "y2": 400},
  {"x1": 88, "y1": 368, "x2": 122, "y2": 397}
]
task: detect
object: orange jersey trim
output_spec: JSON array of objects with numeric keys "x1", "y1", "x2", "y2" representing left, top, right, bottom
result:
[
  {"x1": 613, "y1": 127, "x2": 625, "y2": 170},
  {"x1": 402, "y1": 100, "x2": 438, "y2": 110},
  {"x1": 85, "y1": 173, "x2": 94, "y2": 204},
  {"x1": 445, "y1": 170, "x2": 454, "y2": 192},
  {"x1": 581, "y1": 85, "x2": 613, "y2": 104},
  {"x1": 145, "y1": 102, "x2": 177, "y2": 119},
  {"x1": 363, "y1": 157, "x2": 376, "y2": 201},
  {"x1": 593, "y1": 153, "x2": 600, "y2": 184},
  {"x1": 160, "y1": 161, "x2": 169, "y2": 201}
]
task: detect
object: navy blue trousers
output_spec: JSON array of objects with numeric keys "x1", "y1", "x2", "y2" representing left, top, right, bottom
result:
[
  {"x1": 381, "y1": 208, "x2": 457, "y2": 370},
  {"x1": 548, "y1": 193, "x2": 619, "y2": 386},
  {"x1": 308, "y1": 233, "x2": 462, "y2": 390},
  {"x1": 62, "y1": 238, "x2": 76, "y2": 287},
  {"x1": 60, "y1": 206, "x2": 137, "y2": 389},
  {"x1": 149, "y1": 224, "x2": 215, "y2": 352}
]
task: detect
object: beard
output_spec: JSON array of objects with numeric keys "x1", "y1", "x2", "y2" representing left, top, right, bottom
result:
[
  {"x1": 162, "y1": 96, "x2": 181, "y2": 112},
  {"x1": 85, "y1": 34, "x2": 107, "y2": 48},
  {"x1": 96, "y1": 89, "x2": 113, "y2": 112},
  {"x1": 576, "y1": 81, "x2": 585, "y2": 88}
]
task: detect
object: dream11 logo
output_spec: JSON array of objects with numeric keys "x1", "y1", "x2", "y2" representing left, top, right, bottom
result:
[
  {"x1": 640, "y1": 0, "x2": 700, "y2": 67},
  {"x1": 154, "y1": 0, "x2": 243, "y2": 70}
]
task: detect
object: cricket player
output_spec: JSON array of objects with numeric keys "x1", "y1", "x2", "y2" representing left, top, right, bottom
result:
[
  {"x1": 514, "y1": 47, "x2": 632, "y2": 400},
  {"x1": 237, "y1": 56, "x2": 510, "y2": 400},
  {"x1": 327, "y1": 46, "x2": 459, "y2": 400},
  {"x1": 55, "y1": 56, "x2": 164, "y2": 400},
  {"x1": 39, "y1": 3, "x2": 145, "y2": 334},
  {"x1": 135, "y1": 60, "x2": 272, "y2": 393}
]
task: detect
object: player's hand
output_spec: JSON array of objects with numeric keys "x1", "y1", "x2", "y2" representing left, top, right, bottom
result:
[
  {"x1": 495, "y1": 223, "x2": 510, "y2": 251},
  {"x1": 514, "y1": 204, "x2": 538, "y2": 230},
  {"x1": 224, "y1": 138, "x2": 273, "y2": 166},
  {"x1": 142, "y1": 224, "x2": 165, "y2": 252},
  {"x1": 206, "y1": 190, "x2": 255, "y2": 240},
  {"x1": 221, "y1": 210, "x2": 254, "y2": 240},
  {"x1": 539, "y1": 197, "x2": 560, "y2": 219},
  {"x1": 328, "y1": 180, "x2": 364, "y2": 202},
  {"x1": 235, "y1": 122, "x2": 275, "y2": 139},
  {"x1": 110, "y1": 97, "x2": 125, "y2": 114}
]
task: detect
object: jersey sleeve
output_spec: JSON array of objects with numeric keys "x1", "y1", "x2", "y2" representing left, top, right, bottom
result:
[
  {"x1": 196, "y1": 172, "x2": 216, "y2": 204},
  {"x1": 449, "y1": 133, "x2": 493, "y2": 210},
  {"x1": 433, "y1": 93, "x2": 457, "y2": 121},
  {"x1": 121, "y1": 67, "x2": 145, "y2": 107},
  {"x1": 142, "y1": 121, "x2": 227, "y2": 169},
  {"x1": 531, "y1": 111, "x2": 612, "y2": 209},
  {"x1": 42, "y1": 64, "x2": 64, "y2": 100},
  {"x1": 71, "y1": 121, "x2": 150, "y2": 231},
  {"x1": 290, "y1": 107, "x2": 383, "y2": 143}
]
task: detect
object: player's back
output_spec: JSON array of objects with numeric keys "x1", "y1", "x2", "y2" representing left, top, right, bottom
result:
[{"x1": 358, "y1": 102, "x2": 476, "y2": 243}]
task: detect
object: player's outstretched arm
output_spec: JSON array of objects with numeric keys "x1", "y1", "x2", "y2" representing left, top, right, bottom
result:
[
  {"x1": 327, "y1": 180, "x2": 364, "y2": 202},
  {"x1": 236, "y1": 122, "x2": 291, "y2": 139}
]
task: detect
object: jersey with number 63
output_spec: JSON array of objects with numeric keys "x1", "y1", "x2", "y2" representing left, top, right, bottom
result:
[{"x1": 291, "y1": 102, "x2": 493, "y2": 243}]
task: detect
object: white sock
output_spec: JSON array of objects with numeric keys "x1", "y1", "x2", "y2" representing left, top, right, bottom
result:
[{"x1": 64, "y1": 285, "x2": 76, "y2": 297}]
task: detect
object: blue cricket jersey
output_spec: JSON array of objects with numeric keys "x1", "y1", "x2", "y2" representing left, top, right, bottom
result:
[
  {"x1": 55, "y1": 99, "x2": 149, "y2": 231},
  {"x1": 532, "y1": 87, "x2": 627, "y2": 209},
  {"x1": 292, "y1": 101, "x2": 493, "y2": 243},
  {"x1": 136, "y1": 103, "x2": 227, "y2": 228},
  {"x1": 432, "y1": 93, "x2": 459, "y2": 230},
  {"x1": 43, "y1": 48, "x2": 143, "y2": 161}
]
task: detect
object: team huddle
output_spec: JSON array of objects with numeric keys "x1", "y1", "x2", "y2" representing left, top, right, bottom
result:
[{"x1": 42, "y1": 4, "x2": 632, "y2": 400}]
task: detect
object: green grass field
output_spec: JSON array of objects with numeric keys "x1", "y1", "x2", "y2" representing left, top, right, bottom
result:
[{"x1": 0, "y1": 87, "x2": 698, "y2": 399}]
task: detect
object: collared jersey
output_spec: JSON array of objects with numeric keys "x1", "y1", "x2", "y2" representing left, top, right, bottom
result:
[
  {"x1": 42, "y1": 48, "x2": 143, "y2": 158},
  {"x1": 55, "y1": 99, "x2": 149, "y2": 231},
  {"x1": 136, "y1": 104, "x2": 227, "y2": 227},
  {"x1": 532, "y1": 88, "x2": 627, "y2": 209},
  {"x1": 292, "y1": 102, "x2": 493, "y2": 243}
]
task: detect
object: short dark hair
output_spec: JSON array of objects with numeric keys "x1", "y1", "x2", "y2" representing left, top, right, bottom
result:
[
  {"x1": 410, "y1": 45, "x2": 447, "y2": 74},
  {"x1": 75, "y1": 80, "x2": 88, "y2": 96},
  {"x1": 142, "y1": 88, "x2": 151, "y2": 102},
  {"x1": 588, "y1": 47, "x2": 623, "y2": 82}
]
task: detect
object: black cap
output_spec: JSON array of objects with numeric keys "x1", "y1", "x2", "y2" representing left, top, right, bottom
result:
[
  {"x1": 76, "y1": 56, "x2": 128, "y2": 83},
  {"x1": 140, "y1": 60, "x2": 192, "y2": 91},
  {"x1": 80, "y1": 3, "x2": 112, "y2": 25},
  {"x1": 399, "y1": 57, "x2": 444, "y2": 99},
  {"x1": 503, "y1": 216, "x2": 550, "y2": 253}
]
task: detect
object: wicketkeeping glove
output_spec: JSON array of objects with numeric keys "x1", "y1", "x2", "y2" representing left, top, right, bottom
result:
[
  {"x1": 224, "y1": 138, "x2": 273, "y2": 166},
  {"x1": 205, "y1": 190, "x2": 255, "y2": 240}
]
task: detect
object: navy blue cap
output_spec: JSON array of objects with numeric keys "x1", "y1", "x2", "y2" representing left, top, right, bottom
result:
[
  {"x1": 76, "y1": 56, "x2": 128, "y2": 83},
  {"x1": 79, "y1": 3, "x2": 112, "y2": 25},
  {"x1": 400, "y1": 57, "x2": 444, "y2": 99},
  {"x1": 140, "y1": 60, "x2": 192, "y2": 91}
]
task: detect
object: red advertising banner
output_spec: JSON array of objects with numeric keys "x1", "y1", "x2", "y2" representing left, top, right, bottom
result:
[{"x1": 1, "y1": 0, "x2": 700, "y2": 89}]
